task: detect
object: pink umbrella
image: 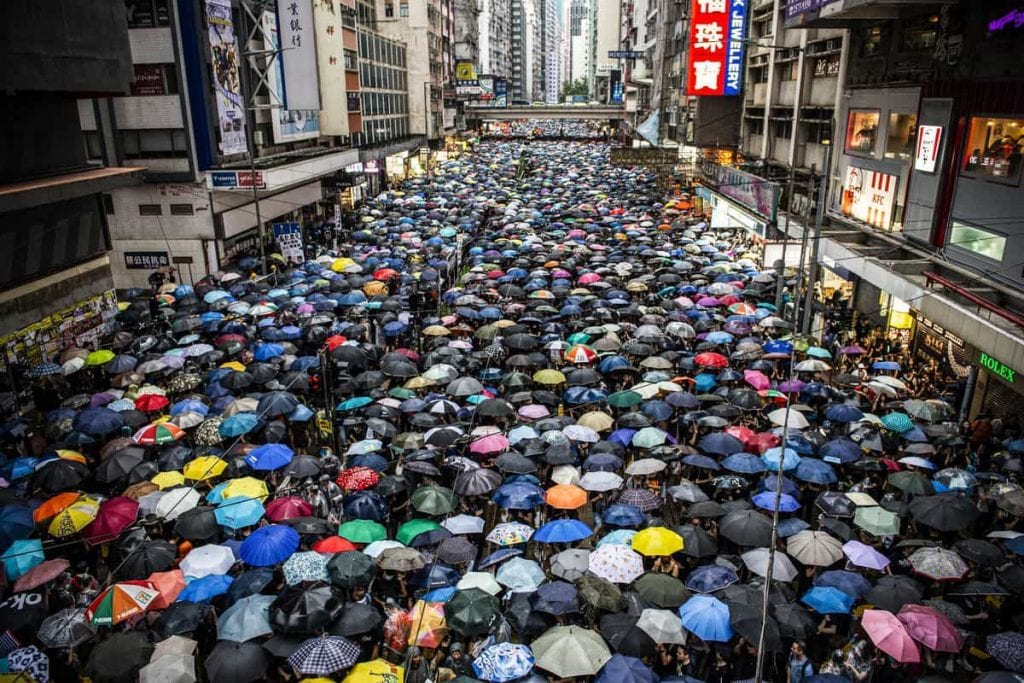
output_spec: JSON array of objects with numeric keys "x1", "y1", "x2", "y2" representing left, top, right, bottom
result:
[
  {"x1": 897, "y1": 604, "x2": 964, "y2": 653},
  {"x1": 674, "y1": 297, "x2": 695, "y2": 308},
  {"x1": 578, "y1": 273, "x2": 602, "y2": 285},
  {"x1": 82, "y1": 496, "x2": 139, "y2": 546},
  {"x1": 265, "y1": 496, "x2": 314, "y2": 522},
  {"x1": 518, "y1": 404, "x2": 551, "y2": 420},
  {"x1": 778, "y1": 380, "x2": 806, "y2": 393},
  {"x1": 469, "y1": 433, "x2": 510, "y2": 455},
  {"x1": 696, "y1": 297, "x2": 720, "y2": 307},
  {"x1": 862, "y1": 609, "x2": 921, "y2": 663},
  {"x1": 743, "y1": 370, "x2": 770, "y2": 391}
]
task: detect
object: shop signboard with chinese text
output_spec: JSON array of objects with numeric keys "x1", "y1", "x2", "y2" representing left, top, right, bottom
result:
[
  {"x1": 840, "y1": 166, "x2": 897, "y2": 229},
  {"x1": 687, "y1": 0, "x2": 748, "y2": 97},
  {"x1": 608, "y1": 50, "x2": 646, "y2": 59},
  {"x1": 130, "y1": 65, "x2": 166, "y2": 96},
  {"x1": 273, "y1": 222, "x2": 304, "y2": 263},
  {"x1": 276, "y1": 0, "x2": 320, "y2": 111},
  {"x1": 124, "y1": 252, "x2": 171, "y2": 270},
  {"x1": 915, "y1": 125, "x2": 942, "y2": 173},
  {"x1": 206, "y1": 0, "x2": 247, "y2": 156},
  {"x1": 263, "y1": 10, "x2": 320, "y2": 143},
  {"x1": 209, "y1": 170, "x2": 266, "y2": 189}
]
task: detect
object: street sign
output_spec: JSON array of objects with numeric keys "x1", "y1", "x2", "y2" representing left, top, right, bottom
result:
[{"x1": 609, "y1": 50, "x2": 645, "y2": 59}]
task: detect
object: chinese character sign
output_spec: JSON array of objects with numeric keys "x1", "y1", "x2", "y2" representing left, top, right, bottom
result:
[
  {"x1": 687, "y1": 0, "x2": 748, "y2": 96},
  {"x1": 273, "y1": 222, "x2": 305, "y2": 263},
  {"x1": 276, "y1": 0, "x2": 321, "y2": 110}
]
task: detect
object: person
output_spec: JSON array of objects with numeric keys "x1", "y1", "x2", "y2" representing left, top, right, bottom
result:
[
  {"x1": 787, "y1": 641, "x2": 814, "y2": 683},
  {"x1": 844, "y1": 640, "x2": 874, "y2": 682}
]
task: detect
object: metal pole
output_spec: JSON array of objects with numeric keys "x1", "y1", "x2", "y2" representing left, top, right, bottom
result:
[
  {"x1": 424, "y1": 81, "x2": 432, "y2": 143},
  {"x1": 801, "y1": 137, "x2": 833, "y2": 336},
  {"x1": 774, "y1": 172, "x2": 796, "y2": 312},
  {"x1": 790, "y1": 166, "x2": 815, "y2": 329},
  {"x1": 238, "y1": 31, "x2": 268, "y2": 277}
]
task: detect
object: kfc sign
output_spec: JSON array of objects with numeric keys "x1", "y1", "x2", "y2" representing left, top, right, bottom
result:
[{"x1": 687, "y1": 0, "x2": 749, "y2": 96}]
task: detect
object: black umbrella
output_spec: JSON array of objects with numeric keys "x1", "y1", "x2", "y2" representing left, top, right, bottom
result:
[
  {"x1": 285, "y1": 516, "x2": 335, "y2": 535},
  {"x1": 0, "y1": 591, "x2": 48, "y2": 636},
  {"x1": 955, "y1": 538, "x2": 1005, "y2": 567},
  {"x1": 865, "y1": 575, "x2": 923, "y2": 611},
  {"x1": 719, "y1": 509, "x2": 773, "y2": 546},
  {"x1": 771, "y1": 602, "x2": 817, "y2": 640},
  {"x1": 447, "y1": 588, "x2": 502, "y2": 637},
  {"x1": 95, "y1": 449, "x2": 145, "y2": 484},
  {"x1": 730, "y1": 603, "x2": 782, "y2": 651},
  {"x1": 328, "y1": 551, "x2": 377, "y2": 589},
  {"x1": 33, "y1": 459, "x2": 89, "y2": 492},
  {"x1": 329, "y1": 602, "x2": 385, "y2": 637},
  {"x1": 281, "y1": 455, "x2": 322, "y2": 479},
  {"x1": 257, "y1": 391, "x2": 299, "y2": 417},
  {"x1": 676, "y1": 525, "x2": 718, "y2": 558},
  {"x1": 453, "y1": 467, "x2": 502, "y2": 495},
  {"x1": 436, "y1": 536, "x2": 478, "y2": 564},
  {"x1": 909, "y1": 494, "x2": 980, "y2": 532},
  {"x1": 86, "y1": 632, "x2": 154, "y2": 683},
  {"x1": 225, "y1": 567, "x2": 275, "y2": 606},
  {"x1": 174, "y1": 505, "x2": 222, "y2": 543},
  {"x1": 270, "y1": 582, "x2": 342, "y2": 634},
  {"x1": 152, "y1": 600, "x2": 213, "y2": 638},
  {"x1": 120, "y1": 539, "x2": 177, "y2": 579},
  {"x1": 599, "y1": 612, "x2": 657, "y2": 658},
  {"x1": 206, "y1": 640, "x2": 270, "y2": 683}
]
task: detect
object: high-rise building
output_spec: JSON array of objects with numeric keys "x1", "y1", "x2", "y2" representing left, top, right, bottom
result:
[
  {"x1": 568, "y1": 0, "x2": 592, "y2": 87},
  {"x1": 511, "y1": 0, "x2": 543, "y2": 103},
  {"x1": 591, "y1": 0, "x2": 622, "y2": 104},
  {"x1": 543, "y1": 0, "x2": 562, "y2": 103},
  {"x1": 478, "y1": 0, "x2": 512, "y2": 79}
]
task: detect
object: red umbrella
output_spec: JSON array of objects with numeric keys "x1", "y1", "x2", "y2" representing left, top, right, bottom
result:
[
  {"x1": 694, "y1": 352, "x2": 729, "y2": 369},
  {"x1": 13, "y1": 558, "x2": 70, "y2": 592},
  {"x1": 897, "y1": 604, "x2": 964, "y2": 653},
  {"x1": 862, "y1": 609, "x2": 921, "y2": 663},
  {"x1": 265, "y1": 496, "x2": 314, "y2": 522},
  {"x1": 313, "y1": 536, "x2": 357, "y2": 554},
  {"x1": 337, "y1": 466, "x2": 380, "y2": 491},
  {"x1": 373, "y1": 268, "x2": 399, "y2": 281},
  {"x1": 82, "y1": 496, "x2": 139, "y2": 545},
  {"x1": 147, "y1": 569, "x2": 186, "y2": 609},
  {"x1": 325, "y1": 335, "x2": 348, "y2": 351},
  {"x1": 393, "y1": 348, "x2": 420, "y2": 361},
  {"x1": 726, "y1": 425, "x2": 755, "y2": 445},
  {"x1": 747, "y1": 432, "x2": 781, "y2": 454},
  {"x1": 135, "y1": 394, "x2": 170, "y2": 412}
]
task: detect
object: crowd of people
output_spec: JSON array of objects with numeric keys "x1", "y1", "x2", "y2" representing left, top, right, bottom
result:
[{"x1": 0, "y1": 122, "x2": 1022, "y2": 683}]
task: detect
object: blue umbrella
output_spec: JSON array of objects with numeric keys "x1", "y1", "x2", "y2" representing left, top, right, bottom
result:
[
  {"x1": 72, "y1": 407, "x2": 125, "y2": 435},
  {"x1": 29, "y1": 362, "x2": 63, "y2": 378},
  {"x1": 722, "y1": 452, "x2": 765, "y2": 474},
  {"x1": 756, "y1": 474, "x2": 801, "y2": 497},
  {"x1": 872, "y1": 361, "x2": 901, "y2": 371},
  {"x1": 288, "y1": 404, "x2": 315, "y2": 421},
  {"x1": 533, "y1": 519, "x2": 593, "y2": 543},
  {"x1": 608, "y1": 429, "x2": 638, "y2": 448},
  {"x1": 337, "y1": 396, "x2": 373, "y2": 411},
  {"x1": 764, "y1": 340, "x2": 793, "y2": 355},
  {"x1": 472, "y1": 642, "x2": 535, "y2": 683},
  {"x1": 0, "y1": 505, "x2": 35, "y2": 551},
  {"x1": 698, "y1": 432, "x2": 744, "y2": 456},
  {"x1": 815, "y1": 570, "x2": 871, "y2": 598},
  {"x1": 239, "y1": 525, "x2": 299, "y2": 566},
  {"x1": 530, "y1": 580, "x2": 579, "y2": 615},
  {"x1": 478, "y1": 548, "x2": 523, "y2": 569},
  {"x1": 2, "y1": 539, "x2": 44, "y2": 580},
  {"x1": 408, "y1": 562, "x2": 461, "y2": 590},
  {"x1": 682, "y1": 454, "x2": 721, "y2": 471},
  {"x1": 493, "y1": 482, "x2": 545, "y2": 509},
  {"x1": 219, "y1": 413, "x2": 261, "y2": 438},
  {"x1": 685, "y1": 565, "x2": 738, "y2": 593},
  {"x1": 596, "y1": 655, "x2": 658, "y2": 683},
  {"x1": 678, "y1": 595, "x2": 732, "y2": 641},
  {"x1": 597, "y1": 529, "x2": 637, "y2": 547},
  {"x1": 641, "y1": 400, "x2": 673, "y2": 422},
  {"x1": 800, "y1": 586, "x2": 854, "y2": 614},
  {"x1": 244, "y1": 443, "x2": 294, "y2": 471},
  {"x1": 824, "y1": 404, "x2": 864, "y2": 423},
  {"x1": 751, "y1": 491, "x2": 801, "y2": 513},
  {"x1": 881, "y1": 413, "x2": 915, "y2": 433},
  {"x1": 820, "y1": 439, "x2": 862, "y2": 464},
  {"x1": 777, "y1": 518, "x2": 810, "y2": 537},
  {"x1": 291, "y1": 356, "x2": 320, "y2": 371},
  {"x1": 215, "y1": 497, "x2": 266, "y2": 529},
  {"x1": 762, "y1": 447, "x2": 801, "y2": 471},
  {"x1": 602, "y1": 504, "x2": 646, "y2": 528},
  {"x1": 171, "y1": 399, "x2": 209, "y2": 417},
  {"x1": 177, "y1": 574, "x2": 235, "y2": 603},
  {"x1": 795, "y1": 458, "x2": 838, "y2": 485},
  {"x1": 253, "y1": 344, "x2": 284, "y2": 361}
]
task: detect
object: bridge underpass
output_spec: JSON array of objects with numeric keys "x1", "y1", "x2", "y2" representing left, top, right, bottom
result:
[{"x1": 465, "y1": 104, "x2": 627, "y2": 121}]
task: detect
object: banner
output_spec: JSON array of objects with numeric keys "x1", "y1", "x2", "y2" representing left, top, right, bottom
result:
[
  {"x1": 687, "y1": 0, "x2": 748, "y2": 96},
  {"x1": 206, "y1": 0, "x2": 248, "y2": 156},
  {"x1": 0, "y1": 291, "x2": 118, "y2": 372},
  {"x1": 276, "y1": 0, "x2": 321, "y2": 110},
  {"x1": 273, "y1": 222, "x2": 304, "y2": 263},
  {"x1": 699, "y1": 160, "x2": 781, "y2": 222},
  {"x1": 312, "y1": 0, "x2": 349, "y2": 135},
  {"x1": 263, "y1": 10, "x2": 320, "y2": 143}
]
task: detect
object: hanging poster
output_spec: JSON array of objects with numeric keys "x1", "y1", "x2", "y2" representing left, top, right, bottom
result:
[
  {"x1": 276, "y1": 0, "x2": 321, "y2": 110},
  {"x1": 262, "y1": 10, "x2": 321, "y2": 143},
  {"x1": 273, "y1": 222, "x2": 305, "y2": 263},
  {"x1": 206, "y1": 0, "x2": 248, "y2": 156}
]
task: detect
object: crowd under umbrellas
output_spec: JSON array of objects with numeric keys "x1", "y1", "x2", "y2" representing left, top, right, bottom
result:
[{"x1": 0, "y1": 126, "x2": 1022, "y2": 683}]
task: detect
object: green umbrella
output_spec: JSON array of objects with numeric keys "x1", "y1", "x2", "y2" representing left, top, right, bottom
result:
[
  {"x1": 446, "y1": 588, "x2": 501, "y2": 637},
  {"x1": 607, "y1": 391, "x2": 643, "y2": 409},
  {"x1": 389, "y1": 387, "x2": 417, "y2": 400},
  {"x1": 396, "y1": 519, "x2": 442, "y2": 546},
  {"x1": 327, "y1": 550, "x2": 377, "y2": 589},
  {"x1": 853, "y1": 506, "x2": 902, "y2": 536},
  {"x1": 576, "y1": 574, "x2": 626, "y2": 612},
  {"x1": 337, "y1": 520, "x2": 387, "y2": 544},
  {"x1": 567, "y1": 332, "x2": 592, "y2": 345},
  {"x1": 634, "y1": 573, "x2": 690, "y2": 609},
  {"x1": 392, "y1": 432, "x2": 425, "y2": 451},
  {"x1": 632, "y1": 426, "x2": 669, "y2": 449},
  {"x1": 531, "y1": 625, "x2": 612, "y2": 678},
  {"x1": 410, "y1": 486, "x2": 459, "y2": 516},
  {"x1": 887, "y1": 471, "x2": 934, "y2": 495}
]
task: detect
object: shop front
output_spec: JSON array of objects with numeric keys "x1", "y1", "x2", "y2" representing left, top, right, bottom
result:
[
  {"x1": 385, "y1": 151, "x2": 410, "y2": 184},
  {"x1": 214, "y1": 180, "x2": 327, "y2": 265},
  {"x1": 971, "y1": 349, "x2": 1024, "y2": 419}
]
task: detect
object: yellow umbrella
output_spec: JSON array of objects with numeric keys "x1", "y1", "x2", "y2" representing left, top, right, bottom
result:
[
  {"x1": 220, "y1": 361, "x2": 247, "y2": 372},
  {"x1": 631, "y1": 527, "x2": 685, "y2": 557},
  {"x1": 343, "y1": 660, "x2": 404, "y2": 683},
  {"x1": 405, "y1": 376, "x2": 434, "y2": 390},
  {"x1": 492, "y1": 319, "x2": 517, "y2": 329},
  {"x1": 363, "y1": 281, "x2": 387, "y2": 296},
  {"x1": 183, "y1": 456, "x2": 228, "y2": 481},
  {"x1": 222, "y1": 476, "x2": 269, "y2": 502},
  {"x1": 577, "y1": 411, "x2": 615, "y2": 431},
  {"x1": 152, "y1": 471, "x2": 186, "y2": 490},
  {"x1": 332, "y1": 257, "x2": 356, "y2": 273},
  {"x1": 422, "y1": 325, "x2": 450, "y2": 337},
  {"x1": 533, "y1": 369, "x2": 566, "y2": 385},
  {"x1": 407, "y1": 600, "x2": 446, "y2": 648},
  {"x1": 55, "y1": 449, "x2": 87, "y2": 464},
  {"x1": 48, "y1": 497, "x2": 100, "y2": 537}
]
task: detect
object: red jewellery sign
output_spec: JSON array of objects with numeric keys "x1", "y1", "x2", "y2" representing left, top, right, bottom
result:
[{"x1": 687, "y1": 0, "x2": 749, "y2": 96}]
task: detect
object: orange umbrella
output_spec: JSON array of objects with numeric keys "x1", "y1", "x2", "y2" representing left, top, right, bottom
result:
[
  {"x1": 34, "y1": 492, "x2": 79, "y2": 522},
  {"x1": 407, "y1": 600, "x2": 446, "y2": 648},
  {"x1": 147, "y1": 569, "x2": 186, "y2": 609},
  {"x1": 545, "y1": 484, "x2": 588, "y2": 510}
]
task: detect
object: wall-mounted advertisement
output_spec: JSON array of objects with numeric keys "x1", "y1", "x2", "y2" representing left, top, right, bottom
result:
[
  {"x1": 687, "y1": 0, "x2": 748, "y2": 97},
  {"x1": 841, "y1": 165, "x2": 898, "y2": 229},
  {"x1": 609, "y1": 69, "x2": 624, "y2": 104},
  {"x1": 206, "y1": 0, "x2": 248, "y2": 156},
  {"x1": 276, "y1": 0, "x2": 321, "y2": 111},
  {"x1": 494, "y1": 77, "x2": 508, "y2": 107},
  {"x1": 263, "y1": 10, "x2": 320, "y2": 143}
]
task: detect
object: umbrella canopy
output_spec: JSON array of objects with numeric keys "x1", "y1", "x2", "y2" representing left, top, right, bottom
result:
[{"x1": 531, "y1": 626, "x2": 612, "y2": 678}]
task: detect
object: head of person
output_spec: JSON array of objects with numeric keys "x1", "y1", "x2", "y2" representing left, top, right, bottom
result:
[{"x1": 791, "y1": 641, "x2": 807, "y2": 659}]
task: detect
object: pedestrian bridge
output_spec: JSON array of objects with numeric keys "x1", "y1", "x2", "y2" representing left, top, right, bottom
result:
[{"x1": 465, "y1": 105, "x2": 627, "y2": 121}]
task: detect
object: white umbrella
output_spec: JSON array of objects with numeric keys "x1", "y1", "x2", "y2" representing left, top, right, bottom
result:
[
  {"x1": 152, "y1": 636, "x2": 197, "y2": 660},
  {"x1": 794, "y1": 359, "x2": 831, "y2": 372},
  {"x1": 625, "y1": 458, "x2": 667, "y2": 476},
  {"x1": 579, "y1": 471, "x2": 623, "y2": 492},
  {"x1": 456, "y1": 571, "x2": 502, "y2": 595},
  {"x1": 588, "y1": 544, "x2": 644, "y2": 584},
  {"x1": 496, "y1": 558, "x2": 547, "y2": 593},
  {"x1": 741, "y1": 547, "x2": 799, "y2": 582},
  {"x1": 551, "y1": 465, "x2": 581, "y2": 486},
  {"x1": 873, "y1": 375, "x2": 908, "y2": 391},
  {"x1": 180, "y1": 544, "x2": 236, "y2": 578},
  {"x1": 637, "y1": 608, "x2": 687, "y2": 644},
  {"x1": 362, "y1": 540, "x2": 403, "y2": 558},
  {"x1": 767, "y1": 408, "x2": 809, "y2": 430},
  {"x1": 787, "y1": 531, "x2": 845, "y2": 567},
  {"x1": 140, "y1": 655, "x2": 196, "y2": 683},
  {"x1": 155, "y1": 487, "x2": 201, "y2": 521},
  {"x1": 549, "y1": 549, "x2": 590, "y2": 581},
  {"x1": 441, "y1": 514, "x2": 485, "y2": 535}
]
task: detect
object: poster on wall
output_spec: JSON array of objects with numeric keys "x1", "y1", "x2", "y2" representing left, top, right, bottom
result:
[
  {"x1": 273, "y1": 222, "x2": 304, "y2": 263},
  {"x1": 0, "y1": 291, "x2": 118, "y2": 372},
  {"x1": 130, "y1": 65, "x2": 167, "y2": 96},
  {"x1": 206, "y1": 0, "x2": 248, "y2": 156},
  {"x1": 276, "y1": 0, "x2": 321, "y2": 111},
  {"x1": 915, "y1": 125, "x2": 943, "y2": 173},
  {"x1": 687, "y1": 0, "x2": 748, "y2": 96},
  {"x1": 262, "y1": 10, "x2": 320, "y2": 143},
  {"x1": 841, "y1": 166, "x2": 898, "y2": 229}
]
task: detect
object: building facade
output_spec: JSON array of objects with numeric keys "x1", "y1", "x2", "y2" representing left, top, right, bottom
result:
[
  {"x1": 477, "y1": 0, "x2": 512, "y2": 80},
  {"x1": 544, "y1": 0, "x2": 563, "y2": 103}
]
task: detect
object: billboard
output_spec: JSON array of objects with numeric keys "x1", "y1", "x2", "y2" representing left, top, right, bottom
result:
[
  {"x1": 699, "y1": 160, "x2": 780, "y2": 222},
  {"x1": 276, "y1": 0, "x2": 320, "y2": 111},
  {"x1": 206, "y1": 0, "x2": 248, "y2": 156},
  {"x1": 841, "y1": 166, "x2": 898, "y2": 229},
  {"x1": 785, "y1": 0, "x2": 840, "y2": 21},
  {"x1": 687, "y1": 0, "x2": 748, "y2": 96},
  {"x1": 609, "y1": 69, "x2": 624, "y2": 104},
  {"x1": 494, "y1": 77, "x2": 508, "y2": 107},
  {"x1": 312, "y1": 0, "x2": 349, "y2": 135},
  {"x1": 263, "y1": 10, "x2": 320, "y2": 143}
]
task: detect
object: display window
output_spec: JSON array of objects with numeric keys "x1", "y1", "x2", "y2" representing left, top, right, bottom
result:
[
  {"x1": 961, "y1": 116, "x2": 1024, "y2": 184},
  {"x1": 845, "y1": 110, "x2": 880, "y2": 156}
]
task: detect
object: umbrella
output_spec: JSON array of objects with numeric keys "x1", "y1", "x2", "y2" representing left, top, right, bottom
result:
[
  {"x1": 205, "y1": 641, "x2": 270, "y2": 683},
  {"x1": 631, "y1": 527, "x2": 684, "y2": 556},
  {"x1": 635, "y1": 608, "x2": 686, "y2": 644},
  {"x1": 800, "y1": 586, "x2": 854, "y2": 614},
  {"x1": 86, "y1": 580, "x2": 160, "y2": 625},
  {"x1": 86, "y1": 632, "x2": 154, "y2": 683},
  {"x1": 270, "y1": 582, "x2": 341, "y2": 634},
  {"x1": 531, "y1": 626, "x2": 612, "y2": 678},
  {"x1": 909, "y1": 494, "x2": 980, "y2": 532},
  {"x1": 787, "y1": 530, "x2": 844, "y2": 567},
  {"x1": 239, "y1": 524, "x2": 300, "y2": 566},
  {"x1": 287, "y1": 635, "x2": 361, "y2": 675},
  {"x1": 842, "y1": 540, "x2": 890, "y2": 570},
  {"x1": 217, "y1": 594, "x2": 275, "y2": 642},
  {"x1": 986, "y1": 632, "x2": 1024, "y2": 673},
  {"x1": 897, "y1": 604, "x2": 963, "y2": 653},
  {"x1": 329, "y1": 602, "x2": 384, "y2": 637},
  {"x1": 719, "y1": 509, "x2": 773, "y2": 546},
  {"x1": 741, "y1": 547, "x2": 798, "y2": 581},
  {"x1": 677, "y1": 595, "x2": 732, "y2": 641},
  {"x1": 473, "y1": 642, "x2": 535, "y2": 683},
  {"x1": 37, "y1": 607, "x2": 96, "y2": 649},
  {"x1": 180, "y1": 544, "x2": 235, "y2": 578},
  {"x1": 633, "y1": 573, "x2": 689, "y2": 609},
  {"x1": 496, "y1": 558, "x2": 547, "y2": 592},
  {"x1": 344, "y1": 660, "x2": 405, "y2": 683},
  {"x1": 596, "y1": 655, "x2": 658, "y2": 683},
  {"x1": 589, "y1": 544, "x2": 644, "y2": 583},
  {"x1": 327, "y1": 551, "x2": 377, "y2": 589},
  {"x1": 861, "y1": 609, "x2": 921, "y2": 663},
  {"x1": 549, "y1": 549, "x2": 590, "y2": 581},
  {"x1": 447, "y1": 588, "x2": 501, "y2": 636},
  {"x1": 908, "y1": 546, "x2": 969, "y2": 581}
]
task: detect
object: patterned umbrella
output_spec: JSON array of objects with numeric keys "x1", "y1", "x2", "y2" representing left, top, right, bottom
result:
[
  {"x1": 908, "y1": 547, "x2": 969, "y2": 581},
  {"x1": 336, "y1": 467, "x2": 380, "y2": 491},
  {"x1": 8, "y1": 645, "x2": 49, "y2": 683},
  {"x1": 486, "y1": 522, "x2": 534, "y2": 546},
  {"x1": 986, "y1": 632, "x2": 1024, "y2": 673},
  {"x1": 287, "y1": 635, "x2": 361, "y2": 675},
  {"x1": 618, "y1": 488, "x2": 661, "y2": 512},
  {"x1": 194, "y1": 418, "x2": 224, "y2": 446},
  {"x1": 588, "y1": 544, "x2": 644, "y2": 584},
  {"x1": 86, "y1": 581, "x2": 160, "y2": 625},
  {"x1": 283, "y1": 551, "x2": 330, "y2": 585},
  {"x1": 473, "y1": 642, "x2": 535, "y2": 683},
  {"x1": 133, "y1": 422, "x2": 185, "y2": 445}
]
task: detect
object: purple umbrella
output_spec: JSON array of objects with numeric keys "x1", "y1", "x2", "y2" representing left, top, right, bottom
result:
[
  {"x1": 778, "y1": 380, "x2": 806, "y2": 393},
  {"x1": 842, "y1": 540, "x2": 890, "y2": 570}
]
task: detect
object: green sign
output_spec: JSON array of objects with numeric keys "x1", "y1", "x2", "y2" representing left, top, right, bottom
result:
[{"x1": 979, "y1": 352, "x2": 1016, "y2": 383}]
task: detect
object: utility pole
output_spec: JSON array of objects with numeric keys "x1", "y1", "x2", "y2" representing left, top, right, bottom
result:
[{"x1": 801, "y1": 130, "x2": 834, "y2": 337}]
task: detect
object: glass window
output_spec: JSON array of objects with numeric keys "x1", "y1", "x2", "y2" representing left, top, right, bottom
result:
[
  {"x1": 949, "y1": 221, "x2": 1007, "y2": 262},
  {"x1": 400, "y1": 2, "x2": 409, "y2": 17},
  {"x1": 884, "y1": 112, "x2": 918, "y2": 161},
  {"x1": 900, "y1": 15, "x2": 939, "y2": 52},
  {"x1": 962, "y1": 116, "x2": 1024, "y2": 184},
  {"x1": 859, "y1": 25, "x2": 883, "y2": 57},
  {"x1": 126, "y1": 0, "x2": 170, "y2": 28},
  {"x1": 845, "y1": 109, "x2": 880, "y2": 156}
]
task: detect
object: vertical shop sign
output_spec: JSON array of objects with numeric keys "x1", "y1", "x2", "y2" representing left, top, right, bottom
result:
[
  {"x1": 276, "y1": 0, "x2": 321, "y2": 110},
  {"x1": 687, "y1": 0, "x2": 748, "y2": 96},
  {"x1": 273, "y1": 222, "x2": 305, "y2": 263},
  {"x1": 206, "y1": 0, "x2": 248, "y2": 156},
  {"x1": 263, "y1": 10, "x2": 321, "y2": 143}
]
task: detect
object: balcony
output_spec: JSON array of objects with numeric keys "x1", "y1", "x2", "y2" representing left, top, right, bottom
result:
[{"x1": 785, "y1": 0, "x2": 958, "y2": 29}]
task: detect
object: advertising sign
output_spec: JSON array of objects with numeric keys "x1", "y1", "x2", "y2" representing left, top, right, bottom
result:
[
  {"x1": 609, "y1": 69, "x2": 624, "y2": 104},
  {"x1": 276, "y1": 0, "x2": 320, "y2": 110},
  {"x1": 124, "y1": 252, "x2": 171, "y2": 270},
  {"x1": 263, "y1": 10, "x2": 320, "y2": 143},
  {"x1": 130, "y1": 65, "x2": 166, "y2": 96},
  {"x1": 209, "y1": 170, "x2": 266, "y2": 189},
  {"x1": 699, "y1": 160, "x2": 780, "y2": 221},
  {"x1": 494, "y1": 78, "x2": 508, "y2": 107},
  {"x1": 206, "y1": 0, "x2": 248, "y2": 156},
  {"x1": 785, "y1": 0, "x2": 840, "y2": 21},
  {"x1": 914, "y1": 125, "x2": 943, "y2": 173},
  {"x1": 478, "y1": 76, "x2": 495, "y2": 102},
  {"x1": 455, "y1": 62, "x2": 477, "y2": 81},
  {"x1": 273, "y1": 222, "x2": 304, "y2": 263},
  {"x1": 687, "y1": 0, "x2": 749, "y2": 97},
  {"x1": 608, "y1": 50, "x2": 646, "y2": 59},
  {"x1": 312, "y1": 0, "x2": 348, "y2": 135},
  {"x1": 0, "y1": 291, "x2": 118, "y2": 372},
  {"x1": 840, "y1": 166, "x2": 898, "y2": 229}
]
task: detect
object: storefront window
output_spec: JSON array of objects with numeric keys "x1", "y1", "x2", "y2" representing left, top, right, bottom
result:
[
  {"x1": 845, "y1": 110, "x2": 879, "y2": 156},
  {"x1": 884, "y1": 112, "x2": 917, "y2": 161},
  {"x1": 962, "y1": 116, "x2": 1024, "y2": 184},
  {"x1": 948, "y1": 221, "x2": 1007, "y2": 262}
]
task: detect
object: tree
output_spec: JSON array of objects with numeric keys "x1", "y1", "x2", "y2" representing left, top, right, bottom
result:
[{"x1": 560, "y1": 77, "x2": 590, "y2": 100}]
